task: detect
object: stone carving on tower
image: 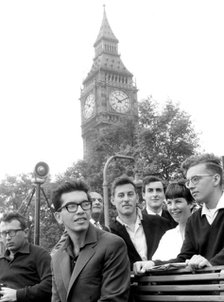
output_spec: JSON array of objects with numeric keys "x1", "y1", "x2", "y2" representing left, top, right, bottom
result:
[{"x1": 80, "y1": 6, "x2": 138, "y2": 159}]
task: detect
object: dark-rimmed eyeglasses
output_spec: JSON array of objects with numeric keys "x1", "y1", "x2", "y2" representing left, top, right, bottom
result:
[
  {"x1": 58, "y1": 200, "x2": 92, "y2": 213},
  {"x1": 0, "y1": 229, "x2": 23, "y2": 238},
  {"x1": 185, "y1": 174, "x2": 213, "y2": 188}
]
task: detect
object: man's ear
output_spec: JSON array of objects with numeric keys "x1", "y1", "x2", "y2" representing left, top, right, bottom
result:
[
  {"x1": 24, "y1": 228, "x2": 29, "y2": 239},
  {"x1": 110, "y1": 196, "x2": 115, "y2": 206},
  {"x1": 54, "y1": 212, "x2": 63, "y2": 225},
  {"x1": 213, "y1": 174, "x2": 221, "y2": 187}
]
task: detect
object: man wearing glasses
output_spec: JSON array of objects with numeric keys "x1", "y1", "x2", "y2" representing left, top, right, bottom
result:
[
  {"x1": 134, "y1": 153, "x2": 224, "y2": 273},
  {"x1": 0, "y1": 212, "x2": 52, "y2": 302},
  {"x1": 51, "y1": 179, "x2": 130, "y2": 302},
  {"x1": 178, "y1": 153, "x2": 224, "y2": 269},
  {"x1": 51, "y1": 191, "x2": 109, "y2": 255}
]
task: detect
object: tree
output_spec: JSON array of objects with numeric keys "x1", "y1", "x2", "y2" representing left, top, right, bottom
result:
[
  {"x1": 0, "y1": 174, "x2": 63, "y2": 252},
  {"x1": 135, "y1": 97, "x2": 199, "y2": 179}
]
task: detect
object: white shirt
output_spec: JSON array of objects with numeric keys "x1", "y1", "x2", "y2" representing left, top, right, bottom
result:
[
  {"x1": 152, "y1": 225, "x2": 183, "y2": 261},
  {"x1": 116, "y1": 210, "x2": 148, "y2": 261},
  {"x1": 90, "y1": 218, "x2": 103, "y2": 229},
  {"x1": 201, "y1": 193, "x2": 224, "y2": 225}
]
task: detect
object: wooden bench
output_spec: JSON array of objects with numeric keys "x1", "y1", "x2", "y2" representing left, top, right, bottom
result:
[{"x1": 131, "y1": 265, "x2": 224, "y2": 301}]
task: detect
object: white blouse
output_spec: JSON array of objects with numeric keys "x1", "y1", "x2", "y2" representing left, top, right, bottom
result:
[{"x1": 152, "y1": 225, "x2": 183, "y2": 261}]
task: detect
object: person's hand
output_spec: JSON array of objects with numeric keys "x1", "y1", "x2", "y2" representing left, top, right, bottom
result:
[
  {"x1": 0, "y1": 287, "x2": 17, "y2": 301},
  {"x1": 185, "y1": 255, "x2": 212, "y2": 270},
  {"x1": 133, "y1": 260, "x2": 155, "y2": 275}
]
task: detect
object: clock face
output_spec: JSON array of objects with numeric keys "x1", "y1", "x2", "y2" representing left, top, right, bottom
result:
[
  {"x1": 109, "y1": 90, "x2": 130, "y2": 113},
  {"x1": 83, "y1": 94, "x2": 95, "y2": 119}
]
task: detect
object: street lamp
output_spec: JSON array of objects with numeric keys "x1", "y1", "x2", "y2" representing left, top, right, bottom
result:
[
  {"x1": 103, "y1": 155, "x2": 135, "y2": 227},
  {"x1": 33, "y1": 162, "x2": 49, "y2": 245}
]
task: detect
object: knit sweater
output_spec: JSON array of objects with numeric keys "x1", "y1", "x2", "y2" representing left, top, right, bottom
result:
[{"x1": 176, "y1": 207, "x2": 224, "y2": 265}]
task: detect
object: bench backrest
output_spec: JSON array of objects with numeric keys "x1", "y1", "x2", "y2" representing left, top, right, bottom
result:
[{"x1": 131, "y1": 265, "x2": 224, "y2": 301}]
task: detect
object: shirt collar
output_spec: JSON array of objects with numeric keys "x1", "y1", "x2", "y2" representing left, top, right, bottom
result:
[
  {"x1": 90, "y1": 218, "x2": 96, "y2": 225},
  {"x1": 146, "y1": 206, "x2": 162, "y2": 216},
  {"x1": 201, "y1": 192, "x2": 224, "y2": 216},
  {"x1": 116, "y1": 207, "x2": 143, "y2": 227},
  {"x1": 2, "y1": 241, "x2": 30, "y2": 259}
]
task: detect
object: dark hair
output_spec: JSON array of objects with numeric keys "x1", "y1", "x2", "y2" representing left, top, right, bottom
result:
[
  {"x1": 181, "y1": 153, "x2": 223, "y2": 186},
  {"x1": 0, "y1": 212, "x2": 27, "y2": 229},
  {"x1": 165, "y1": 181, "x2": 194, "y2": 204},
  {"x1": 52, "y1": 179, "x2": 91, "y2": 211},
  {"x1": 142, "y1": 176, "x2": 166, "y2": 193},
  {"x1": 111, "y1": 176, "x2": 137, "y2": 196}
]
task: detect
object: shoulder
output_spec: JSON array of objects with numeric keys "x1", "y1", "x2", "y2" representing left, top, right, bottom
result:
[
  {"x1": 29, "y1": 243, "x2": 49, "y2": 255},
  {"x1": 142, "y1": 213, "x2": 167, "y2": 224},
  {"x1": 29, "y1": 244, "x2": 51, "y2": 262},
  {"x1": 97, "y1": 229, "x2": 127, "y2": 250},
  {"x1": 110, "y1": 220, "x2": 123, "y2": 232},
  {"x1": 188, "y1": 207, "x2": 202, "y2": 221}
]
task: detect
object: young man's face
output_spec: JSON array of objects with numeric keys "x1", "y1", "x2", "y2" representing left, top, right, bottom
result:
[
  {"x1": 55, "y1": 191, "x2": 91, "y2": 233},
  {"x1": 0, "y1": 219, "x2": 27, "y2": 253},
  {"x1": 112, "y1": 183, "x2": 138, "y2": 217},
  {"x1": 186, "y1": 163, "x2": 217, "y2": 205},
  {"x1": 143, "y1": 181, "x2": 165, "y2": 211}
]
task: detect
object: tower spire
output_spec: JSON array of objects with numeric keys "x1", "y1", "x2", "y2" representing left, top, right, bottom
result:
[{"x1": 94, "y1": 5, "x2": 118, "y2": 47}]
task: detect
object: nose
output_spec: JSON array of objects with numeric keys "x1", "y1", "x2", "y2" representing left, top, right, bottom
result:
[
  {"x1": 76, "y1": 204, "x2": 85, "y2": 214},
  {"x1": 188, "y1": 181, "x2": 195, "y2": 190},
  {"x1": 5, "y1": 233, "x2": 11, "y2": 240},
  {"x1": 152, "y1": 189, "x2": 157, "y2": 196},
  {"x1": 123, "y1": 194, "x2": 130, "y2": 202},
  {"x1": 170, "y1": 203, "x2": 177, "y2": 210}
]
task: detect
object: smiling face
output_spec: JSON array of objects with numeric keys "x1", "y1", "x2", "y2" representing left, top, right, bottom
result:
[
  {"x1": 166, "y1": 198, "x2": 192, "y2": 225},
  {"x1": 112, "y1": 183, "x2": 138, "y2": 218},
  {"x1": 55, "y1": 191, "x2": 91, "y2": 234},
  {"x1": 143, "y1": 181, "x2": 165, "y2": 212}
]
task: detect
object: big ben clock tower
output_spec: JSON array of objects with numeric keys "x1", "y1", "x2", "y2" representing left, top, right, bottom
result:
[{"x1": 80, "y1": 6, "x2": 138, "y2": 159}]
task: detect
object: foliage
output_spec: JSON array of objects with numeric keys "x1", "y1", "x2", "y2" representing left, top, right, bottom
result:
[
  {"x1": 135, "y1": 97, "x2": 199, "y2": 180},
  {"x1": 0, "y1": 175, "x2": 62, "y2": 252}
]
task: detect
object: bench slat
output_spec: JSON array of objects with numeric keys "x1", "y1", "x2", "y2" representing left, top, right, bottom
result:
[
  {"x1": 137, "y1": 272, "x2": 224, "y2": 283},
  {"x1": 135, "y1": 295, "x2": 224, "y2": 301},
  {"x1": 136, "y1": 283, "x2": 224, "y2": 292}
]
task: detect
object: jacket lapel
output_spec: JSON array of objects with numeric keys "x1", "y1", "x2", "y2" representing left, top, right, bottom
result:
[
  {"x1": 67, "y1": 224, "x2": 98, "y2": 297},
  {"x1": 59, "y1": 250, "x2": 72, "y2": 291}
]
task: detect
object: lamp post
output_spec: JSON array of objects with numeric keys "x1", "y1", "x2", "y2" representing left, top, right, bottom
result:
[
  {"x1": 103, "y1": 155, "x2": 135, "y2": 227},
  {"x1": 33, "y1": 162, "x2": 49, "y2": 245}
]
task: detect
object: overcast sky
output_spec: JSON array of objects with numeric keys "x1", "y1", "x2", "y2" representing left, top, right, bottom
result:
[{"x1": 0, "y1": 0, "x2": 223, "y2": 181}]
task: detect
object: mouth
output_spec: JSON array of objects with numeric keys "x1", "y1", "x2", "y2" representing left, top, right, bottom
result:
[
  {"x1": 123, "y1": 204, "x2": 131, "y2": 208},
  {"x1": 191, "y1": 191, "x2": 199, "y2": 197},
  {"x1": 6, "y1": 242, "x2": 14, "y2": 248},
  {"x1": 74, "y1": 217, "x2": 87, "y2": 223},
  {"x1": 171, "y1": 212, "x2": 181, "y2": 217}
]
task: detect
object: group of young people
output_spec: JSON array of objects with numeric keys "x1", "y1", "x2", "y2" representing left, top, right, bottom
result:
[{"x1": 0, "y1": 152, "x2": 223, "y2": 302}]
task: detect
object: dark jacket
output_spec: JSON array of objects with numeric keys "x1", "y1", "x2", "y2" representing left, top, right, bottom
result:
[
  {"x1": 142, "y1": 208, "x2": 177, "y2": 229},
  {"x1": 110, "y1": 213, "x2": 172, "y2": 268},
  {"x1": 51, "y1": 223, "x2": 130, "y2": 302}
]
